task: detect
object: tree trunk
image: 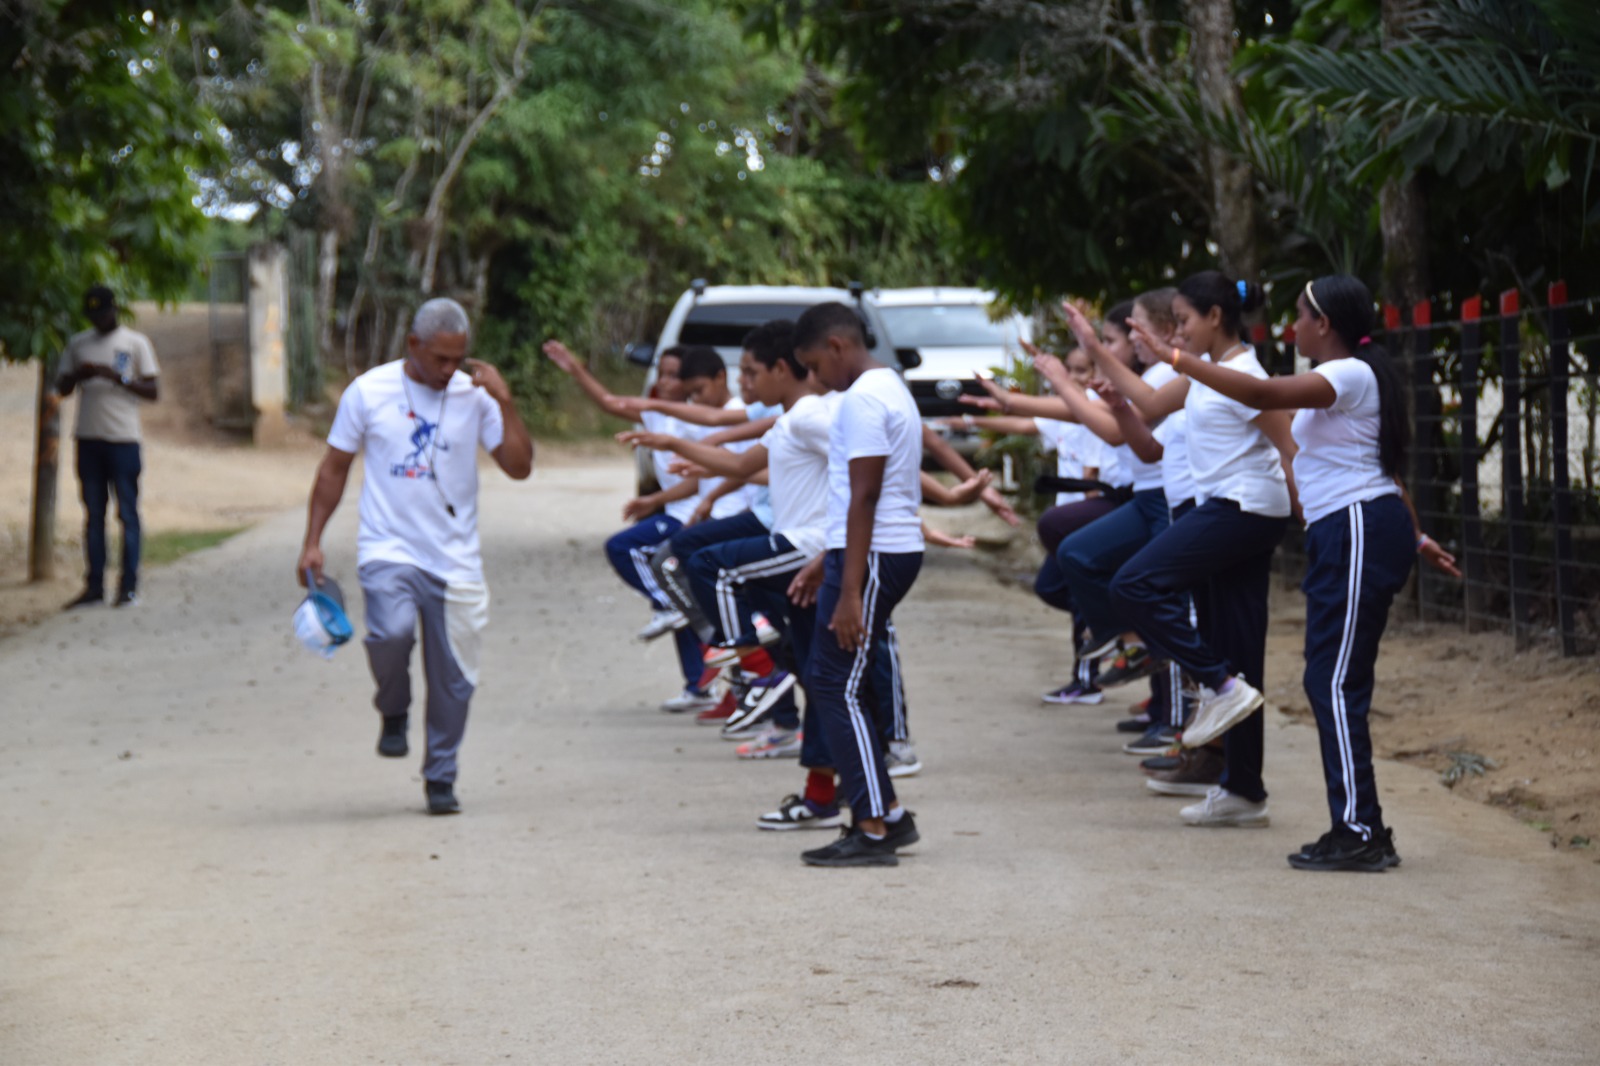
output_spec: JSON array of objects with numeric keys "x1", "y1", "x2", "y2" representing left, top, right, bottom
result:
[
  {"x1": 1185, "y1": 0, "x2": 1258, "y2": 282},
  {"x1": 28, "y1": 358, "x2": 61, "y2": 583},
  {"x1": 316, "y1": 227, "x2": 340, "y2": 371}
]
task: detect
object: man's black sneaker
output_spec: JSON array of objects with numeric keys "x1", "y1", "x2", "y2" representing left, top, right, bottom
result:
[
  {"x1": 1287, "y1": 830, "x2": 1389, "y2": 872},
  {"x1": 425, "y1": 780, "x2": 460, "y2": 815},
  {"x1": 377, "y1": 716, "x2": 409, "y2": 758},
  {"x1": 65, "y1": 590, "x2": 104, "y2": 610},
  {"x1": 1097, "y1": 645, "x2": 1161, "y2": 688},
  {"x1": 1123, "y1": 725, "x2": 1180, "y2": 756},
  {"x1": 882, "y1": 811, "x2": 920, "y2": 851},
  {"x1": 1378, "y1": 826, "x2": 1401, "y2": 868},
  {"x1": 114, "y1": 589, "x2": 139, "y2": 607},
  {"x1": 801, "y1": 827, "x2": 899, "y2": 867},
  {"x1": 1116, "y1": 715, "x2": 1152, "y2": 734},
  {"x1": 1140, "y1": 753, "x2": 1183, "y2": 772}
]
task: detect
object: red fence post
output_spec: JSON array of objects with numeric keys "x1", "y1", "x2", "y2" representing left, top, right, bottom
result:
[{"x1": 1499, "y1": 288, "x2": 1531, "y2": 645}]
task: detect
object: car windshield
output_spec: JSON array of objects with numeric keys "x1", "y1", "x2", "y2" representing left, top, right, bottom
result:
[
  {"x1": 876, "y1": 305, "x2": 1012, "y2": 348},
  {"x1": 678, "y1": 303, "x2": 812, "y2": 349}
]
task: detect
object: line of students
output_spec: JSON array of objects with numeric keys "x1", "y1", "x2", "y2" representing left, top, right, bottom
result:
[
  {"x1": 967, "y1": 270, "x2": 1458, "y2": 872},
  {"x1": 547, "y1": 306, "x2": 1011, "y2": 866}
]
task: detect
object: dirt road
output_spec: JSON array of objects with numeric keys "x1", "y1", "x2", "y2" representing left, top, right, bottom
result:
[{"x1": 2, "y1": 458, "x2": 1597, "y2": 1064}]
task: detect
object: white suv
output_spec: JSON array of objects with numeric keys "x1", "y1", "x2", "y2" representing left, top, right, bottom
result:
[
  {"x1": 867, "y1": 287, "x2": 1031, "y2": 449},
  {"x1": 625, "y1": 281, "x2": 907, "y2": 490}
]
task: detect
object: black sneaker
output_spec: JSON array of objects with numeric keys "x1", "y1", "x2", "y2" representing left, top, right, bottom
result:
[
  {"x1": 1378, "y1": 826, "x2": 1402, "y2": 868},
  {"x1": 1140, "y1": 753, "x2": 1183, "y2": 772},
  {"x1": 114, "y1": 589, "x2": 139, "y2": 607},
  {"x1": 801, "y1": 827, "x2": 899, "y2": 867},
  {"x1": 1123, "y1": 725, "x2": 1180, "y2": 756},
  {"x1": 65, "y1": 589, "x2": 104, "y2": 610},
  {"x1": 377, "y1": 716, "x2": 409, "y2": 758},
  {"x1": 882, "y1": 810, "x2": 920, "y2": 851},
  {"x1": 1287, "y1": 830, "x2": 1389, "y2": 872},
  {"x1": 425, "y1": 780, "x2": 460, "y2": 815},
  {"x1": 1096, "y1": 645, "x2": 1161, "y2": 688},
  {"x1": 1116, "y1": 715, "x2": 1152, "y2": 734}
]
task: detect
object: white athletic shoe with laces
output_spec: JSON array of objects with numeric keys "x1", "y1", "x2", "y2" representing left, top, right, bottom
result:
[
  {"x1": 1182, "y1": 677, "x2": 1265, "y2": 748},
  {"x1": 1179, "y1": 785, "x2": 1270, "y2": 828},
  {"x1": 637, "y1": 609, "x2": 686, "y2": 643}
]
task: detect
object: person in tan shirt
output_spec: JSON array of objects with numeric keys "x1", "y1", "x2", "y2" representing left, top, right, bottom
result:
[{"x1": 56, "y1": 286, "x2": 160, "y2": 608}]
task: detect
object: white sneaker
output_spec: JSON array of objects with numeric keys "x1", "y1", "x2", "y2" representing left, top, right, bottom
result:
[
  {"x1": 660, "y1": 688, "x2": 719, "y2": 714},
  {"x1": 886, "y1": 740, "x2": 922, "y2": 778},
  {"x1": 637, "y1": 609, "x2": 686, "y2": 643},
  {"x1": 1179, "y1": 786, "x2": 1270, "y2": 828},
  {"x1": 1181, "y1": 677, "x2": 1264, "y2": 748}
]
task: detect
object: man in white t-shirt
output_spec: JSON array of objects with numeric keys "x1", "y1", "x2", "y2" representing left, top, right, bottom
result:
[
  {"x1": 296, "y1": 298, "x2": 534, "y2": 815},
  {"x1": 789, "y1": 302, "x2": 925, "y2": 868},
  {"x1": 56, "y1": 286, "x2": 160, "y2": 609}
]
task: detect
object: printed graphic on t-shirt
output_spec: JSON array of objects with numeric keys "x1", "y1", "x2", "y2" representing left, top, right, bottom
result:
[{"x1": 392, "y1": 407, "x2": 450, "y2": 480}]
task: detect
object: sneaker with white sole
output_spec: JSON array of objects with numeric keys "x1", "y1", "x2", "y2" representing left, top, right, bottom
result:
[
  {"x1": 722, "y1": 670, "x2": 798, "y2": 735},
  {"x1": 736, "y1": 727, "x2": 802, "y2": 759},
  {"x1": 1179, "y1": 785, "x2": 1270, "y2": 827},
  {"x1": 1181, "y1": 677, "x2": 1264, "y2": 748},
  {"x1": 661, "y1": 687, "x2": 720, "y2": 714},
  {"x1": 757, "y1": 793, "x2": 844, "y2": 831},
  {"x1": 1042, "y1": 681, "x2": 1103, "y2": 705},
  {"x1": 637, "y1": 609, "x2": 686, "y2": 643},
  {"x1": 886, "y1": 740, "x2": 921, "y2": 778},
  {"x1": 1123, "y1": 725, "x2": 1180, "y2": 756}
]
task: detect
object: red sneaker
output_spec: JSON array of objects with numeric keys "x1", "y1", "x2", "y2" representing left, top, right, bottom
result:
[{"x1": 696, "y1": 689, "x2": 737, "y2": 725}]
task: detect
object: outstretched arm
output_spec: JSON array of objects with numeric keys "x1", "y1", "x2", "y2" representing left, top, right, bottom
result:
[
  {"x1": 616, "y1": 430, "x2": 769, "y2": 481},
  {"x1": 920, "y1": 468, "x2": 994, "y2": 507},
  {"x1": 1033, "y1": 352, "x2": 1125, "y2": 445},
  {"x1": 921, "y1": 425, "x2": 1020, "y2": 526},
  {"x1": 542, "y1": 340, "x2": 629, "y2": 417},
  {"x1": 1140, "y1": 331, "x2": 1336, "y2": 412},
  {"x1": 1097, "y1": 379, "x2": 1163, "y2": 464},
  {"x1": 624, "y1": 397, "x2": 751, "y2": 427}
]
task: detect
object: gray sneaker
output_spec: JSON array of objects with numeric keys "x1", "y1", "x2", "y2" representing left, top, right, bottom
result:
[{"x1": 886, "y1": 740, "x2": 922, "y2": 778}]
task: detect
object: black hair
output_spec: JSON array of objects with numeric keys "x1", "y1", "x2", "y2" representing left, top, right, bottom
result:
[
  {"x1": 1305, "y1": 274, "x2": 1409, "y2": 477},
  {"x1": 1177, "y1": 269, "x2": 1265, "y2": 337},
  {"x1": 657, "y1": 345, "x2": 687, "y2": 369},
  {"x1": 793, "y1": 301, "x2": 866, "y2": 352},
  {"x1": 677, "y1": 344, "x2": 727, "y2": 382},
  {"x1": 743, "y1": 319, "x2": 806, "y2": 379},
  {"x1": 1104, "y1": 300, "x2": 1135, "y2": 337}
]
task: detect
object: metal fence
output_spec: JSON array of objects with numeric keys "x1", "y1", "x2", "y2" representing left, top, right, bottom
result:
[{"x1": 1269, "y1": 285, "x2": 1600, "y2": 657}]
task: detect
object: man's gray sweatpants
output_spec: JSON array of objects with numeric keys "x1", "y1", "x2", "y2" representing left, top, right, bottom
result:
[{"x1": 359, "y1": 561, "x2": 490, "y2": 784}]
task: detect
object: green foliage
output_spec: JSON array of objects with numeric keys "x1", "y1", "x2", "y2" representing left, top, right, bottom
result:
[{"x1": 0, "y1": 2, "x2": 223, "y2": 362}]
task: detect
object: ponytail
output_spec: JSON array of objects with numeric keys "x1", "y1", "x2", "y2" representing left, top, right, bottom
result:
[{"x1": 1305, "y1": 275, "x2": 1409, "y2": 477}]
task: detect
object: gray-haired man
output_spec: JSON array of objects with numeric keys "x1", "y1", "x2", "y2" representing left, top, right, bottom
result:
[{"x1": 296, "y1": 299, "x2": 534, "y2": 814}]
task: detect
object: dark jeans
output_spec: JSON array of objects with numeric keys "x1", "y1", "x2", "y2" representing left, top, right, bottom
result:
[
  {"x1": 76, "y1": 439, "x2": 142, "y2": 597},
  {"x1": 1057, "y1": 488, "x2": 1171, "y2": 643},
  {"x1": 1033, "y1": 497, "x2": 1120, "y2": 613},
  {"x1": 1110, "y1": 499, "x2": 1287, "y2": 803}
]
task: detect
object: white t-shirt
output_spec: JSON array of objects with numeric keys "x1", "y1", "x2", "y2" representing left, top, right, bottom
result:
[
  {"x1": 704, "y1": 396, "x2": 756, "y2": 521},
  {"x1": 1184, "y1": 346, "x2": 1290, "y2": 518},
  {"x1": 1155, "y1": 410, "x2": 1197, "y2": 509},
  {"x1": 1292, "y1": 357, "x2": 1400, "y2": 525},
  {"x1": 60, "y1": 326, "x2": 160, "y2": 442},
  {"x1": 327, "y1": 360, "x2": 506, "y2": 585},
  {"x1": 744, "y1": 401, "x2": 784, "y2": 529},
  {"x1": 1112, "y1": 362, "x2": 1177, "y2": 492},
  {"x1": 825, "y1": 368, "x2": 925, "y2": 553},
  {"x1": 763, "y1": 393, "x2": 834, "y2": 557},
  {"x1": 1034, "y1": 417, "x2": 1104, "y2": 505},
  {"x1": 640, "y1": 410, "x2": 697, "y2": 523}
]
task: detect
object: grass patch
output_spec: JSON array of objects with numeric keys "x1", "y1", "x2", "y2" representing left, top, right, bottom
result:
[{"x1": 139, "y1": 528, "x2": 247, "y2": 566}]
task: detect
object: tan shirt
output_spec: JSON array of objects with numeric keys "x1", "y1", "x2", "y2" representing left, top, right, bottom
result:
[{"x1": 59, "y1": 326, "x2": 160, "y2": 442}]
